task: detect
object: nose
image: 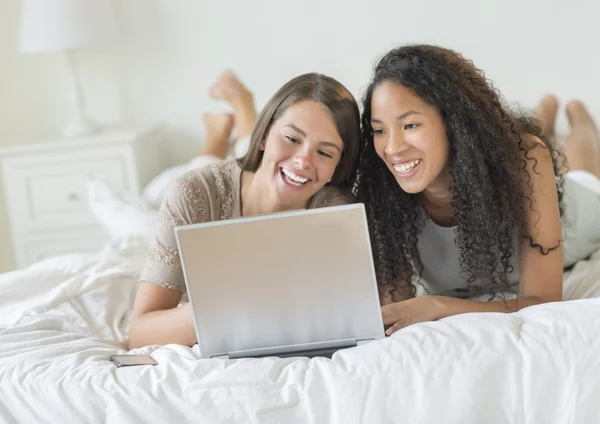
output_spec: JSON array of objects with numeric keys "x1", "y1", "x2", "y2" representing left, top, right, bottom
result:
[
  {"x1": 384, "y1": 131, "x2": 409, "y2": 156},
  {"x1": 293, "y1": 145, "x2": 313, "y2": 169}
]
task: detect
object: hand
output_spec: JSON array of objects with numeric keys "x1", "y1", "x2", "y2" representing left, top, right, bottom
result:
[{"x1": 381, "y1": 296, "x2": 444, "y2": 336}]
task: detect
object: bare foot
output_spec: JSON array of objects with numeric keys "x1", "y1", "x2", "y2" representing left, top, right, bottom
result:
[
  {"x1": 209, "y1": 70, "x2": 238, "y2": 101},
  {"x1": 209, "y1": 70, "x2": 250, "y2": 103},
  {"x1": 566, "y1": 100, "x2": 597, "y2": 132},
  {"x1": 535, "y1": 94, "x2": 559, "y2": 138},
  {"x1": 201, "y1": 113, "x2": 234, "y2": 159},
  {"x1": 209, "y1": 70, "x2": 257, "y2": 140},
  {"x1": 563, "y1": 100, "x2": 600, "y2": 178}
]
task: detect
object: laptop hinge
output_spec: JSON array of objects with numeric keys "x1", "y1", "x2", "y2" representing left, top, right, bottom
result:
[
  {"x1": 211, "y1": 354, "x2": 230, "y2": 359},
  {"x1": 356, "y1": 338, "x2": 375, "y2": 346}
]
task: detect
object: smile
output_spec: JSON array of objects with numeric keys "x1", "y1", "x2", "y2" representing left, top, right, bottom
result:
[
  {"x1": 393, "y1": 159, "x2": 422, "y2": 177},
  {"x1": 280, "y1": 167, "x2": 310, "y2": 188}
]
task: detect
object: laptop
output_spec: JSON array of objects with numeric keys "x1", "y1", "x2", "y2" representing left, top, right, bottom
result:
[{"x1": 175, "y1": 203, "x2": 385, "y2": 359}]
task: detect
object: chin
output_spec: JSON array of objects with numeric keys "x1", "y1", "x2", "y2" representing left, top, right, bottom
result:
[
  {"x1": 393, "y1": 177, "x2": 427, "y2": 195},
  {"x1": 397, "y1": 184, "x2": 422, "y2": 194},
  {"x1": 275, "y1": 191, "x2": 307, "y2": 208},
  {"x1": 276, "y1": 180, "x2": 322, "y2": 205},
  {"x1": 386, "y1": 163, "x2": 430, "y2": 195}
]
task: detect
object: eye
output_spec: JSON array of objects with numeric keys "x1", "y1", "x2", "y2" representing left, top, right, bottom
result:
[
  {"x1": 285, "y1": 135, "x2": 300, "y2": 144},
  {"x1": 318, "y1": 150, "x2": 333, "y2": 159},
  {"x1": 373, "y1": 129, "x2": 386, "y2": 136},
  {"x1": 404, "y1": 123, "x2": 420, "y2": 130}
]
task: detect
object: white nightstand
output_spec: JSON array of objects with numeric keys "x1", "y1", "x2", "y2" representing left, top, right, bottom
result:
[{"x1": 0, "y1": 127, "x2": 167, "y2": 269}]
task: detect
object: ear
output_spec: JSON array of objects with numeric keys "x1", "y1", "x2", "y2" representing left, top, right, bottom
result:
[{"x1": 259, "y1": 135, "x2": 267, "y2": 151}]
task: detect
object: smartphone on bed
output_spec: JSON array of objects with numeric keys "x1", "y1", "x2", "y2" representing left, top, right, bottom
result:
[{"x1": 110, "y1": 354, "x2": 158, "y2": 367}]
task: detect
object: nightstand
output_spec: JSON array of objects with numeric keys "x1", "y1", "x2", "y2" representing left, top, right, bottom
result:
[{"x1": 0, "y1": 127, "x2": 167, "y2": 269}]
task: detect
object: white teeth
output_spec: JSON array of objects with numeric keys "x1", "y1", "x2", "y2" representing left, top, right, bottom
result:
[
  {"x1": 393, "y1": 159, "x2": 421, "y2": 174},
  {"x1": 281, "y1": 168, "x2": 308, "y2": 183}
]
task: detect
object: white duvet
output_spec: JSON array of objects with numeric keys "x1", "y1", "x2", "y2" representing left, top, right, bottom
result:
[{"x1": 1, "y1": 235, "x2": 600, "y2": 424}]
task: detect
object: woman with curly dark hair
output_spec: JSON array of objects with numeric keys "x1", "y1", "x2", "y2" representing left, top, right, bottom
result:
[{"x1": 353, "y1": 44, "x2": 600, "y2": 335}]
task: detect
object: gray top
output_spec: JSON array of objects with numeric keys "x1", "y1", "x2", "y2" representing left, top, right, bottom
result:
[
  {"x1": 417, "y1": 215, "x2": 521, "y2": 297},
  {"x1": 415, "y1": 171, "x2": 600, "y2": 297}
]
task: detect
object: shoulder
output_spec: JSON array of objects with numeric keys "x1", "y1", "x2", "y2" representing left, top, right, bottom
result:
[
  {"x1": 521, "y1": 134, "x2": 553, "y2": 164},
  {"x1": 165, "y1": 159, "x2": 240, "y2": 221},
  {"x1": 308, "y1": 186, "x2": 356, "y2": 209},
  {"x1": 519, "y1": 134, "x2": 558, "y2": 194},
  {"x1": 203, "y1": 159, "x2": 240, "y2": 199},
  {"x1": 186, "y1": 159, "x2": 239, "y2": 193},
  {"x1": 164, "y1": 160, "x2": 238, "y2": 223},
  {"x1": 160, "y1": 167, "x2": 212, "y2": 225},
  {"x1": 518, "y1": 134, "x2": 560, "y2": 204}
]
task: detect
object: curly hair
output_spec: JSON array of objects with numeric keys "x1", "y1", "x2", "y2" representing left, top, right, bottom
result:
[{"x1": 353, "y1": 44, "x2": 564, "y2": 300}]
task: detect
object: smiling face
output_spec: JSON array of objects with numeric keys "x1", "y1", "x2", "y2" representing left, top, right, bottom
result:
[
  {"x1": 257, "y1": 100, "x2": 344, "y2": 208},
  {"x1": 370, "y1": 81, "x2": 450, "y2": 194}
]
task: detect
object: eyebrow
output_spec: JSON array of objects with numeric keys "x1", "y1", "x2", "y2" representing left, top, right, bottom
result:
[
  {"x1": 286, "y1": 124, "x2": 306, "y2": 137},
  {"x1": 285, "y1": 124, "x2": 342, "y2": 153},
  {"x1": 320, "y1": 141, "x2": 342, "y2": 153},
  {"x1": 371, "y1": 110, "x2": 423, "y2": 124}
]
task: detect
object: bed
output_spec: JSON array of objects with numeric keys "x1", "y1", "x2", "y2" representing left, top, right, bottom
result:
[{"x1": 1, "y1": 180, "x2": 600, "y2": 423}]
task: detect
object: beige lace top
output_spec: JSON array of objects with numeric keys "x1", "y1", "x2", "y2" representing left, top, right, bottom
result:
[{"x1": 139, "y1": 159, "x2": 355, "y2": 293}]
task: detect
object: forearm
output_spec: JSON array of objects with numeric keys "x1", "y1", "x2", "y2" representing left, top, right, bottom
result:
[
  {"x1": 128, "y1": 304, "x2": 196, "y2": 349},
  {"x1": 435, "y1": 295, "x2": 549, "y2": 319}
]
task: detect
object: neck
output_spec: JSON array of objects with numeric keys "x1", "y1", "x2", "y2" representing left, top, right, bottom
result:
[
  {"x1": 241, "y1": 169, "x2": 306, "y2": 216},
  {"x1": 420, "y1": 167, "x2": 454, "y2": 224}
]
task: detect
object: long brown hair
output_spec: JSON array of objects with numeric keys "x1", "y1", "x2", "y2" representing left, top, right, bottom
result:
[{"x1": 239, "y1": 73, "x2": 360, "y2": 189}]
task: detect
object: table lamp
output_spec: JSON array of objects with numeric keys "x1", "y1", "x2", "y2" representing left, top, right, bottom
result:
[{"x1": 19, "y1": 0, "x2": 118, "y2": 138}]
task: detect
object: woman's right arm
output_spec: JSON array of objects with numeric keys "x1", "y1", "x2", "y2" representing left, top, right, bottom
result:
[
  {"x1": 128, "y1": 171, "x2": 212, "y2": 349},
  {"x1": 128, "y1": 283, "x2": 196, "y2": 348}
]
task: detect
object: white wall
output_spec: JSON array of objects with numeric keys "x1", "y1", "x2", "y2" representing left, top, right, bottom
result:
[
  {"x1": 1, "y1": 0, "x2": 599, "y2": 272},
  {"x1": 112, "y1": 0, "x2": 600, "y2": 139}
]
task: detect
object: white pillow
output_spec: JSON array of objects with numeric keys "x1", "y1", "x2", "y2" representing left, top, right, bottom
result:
[
  {"x1": 141, "y1": 155, "x2": 227, "y2": 207},
  {"x1": 141, "y1": 162, "x2": 190, "y2": 208},
  {"x1": 87, "y1": 178, "x2": 158, "y2": 240},
  {"x1": 141, "y1": 136, "x2": 251, "y2": 207}
]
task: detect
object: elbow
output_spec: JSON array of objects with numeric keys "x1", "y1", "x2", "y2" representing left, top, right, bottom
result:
[
  {"x1": 127, "y1": 336, "x2": 139, "y2": 351},
  {"x1": 127, "y1": 315, "x2": 144, "y2": 350},
  {"x1": 522, "y1": 281, "x2": 563, "y2": 306},
  {"x1": 540, "y1": 286, "x2": 563, "y2": 303},
  {"x1": 541, "y1": 293, "x2": 563, "y2": 303},
  {"x1": 526, "y1": 293, "x2": 562, "y2": 307}
]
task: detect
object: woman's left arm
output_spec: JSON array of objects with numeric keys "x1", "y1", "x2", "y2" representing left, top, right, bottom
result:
[{"x1": 384, "y1": 137, "x2": 564, "y2": 335}]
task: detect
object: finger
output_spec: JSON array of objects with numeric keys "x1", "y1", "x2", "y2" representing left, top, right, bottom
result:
[{"x1": 386, "y1": 321, "x2": 404, "y2": 336}]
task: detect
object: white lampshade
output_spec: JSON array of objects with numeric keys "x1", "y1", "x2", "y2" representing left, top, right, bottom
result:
[{"x1": 20, "y1": 0, "x2": 118, "y2": 54}]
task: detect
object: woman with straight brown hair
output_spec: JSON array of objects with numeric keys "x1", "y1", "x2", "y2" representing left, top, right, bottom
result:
[{"x1": 129, "y1": 71, "x2": 361, "y2": 348}]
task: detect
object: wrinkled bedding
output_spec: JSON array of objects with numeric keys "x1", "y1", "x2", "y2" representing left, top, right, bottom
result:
[{"x1": 1, "y1": 236, "x2": 599, "y2": 423}]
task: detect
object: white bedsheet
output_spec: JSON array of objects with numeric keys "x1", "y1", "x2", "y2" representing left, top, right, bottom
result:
[{"x1": 1, "y1": 237, "x2": 600, "y2": 423}]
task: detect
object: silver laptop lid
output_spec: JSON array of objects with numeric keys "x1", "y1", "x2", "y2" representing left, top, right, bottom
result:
[{"x1": 175, "y1": 203, "x2": 385, "y2": 358}]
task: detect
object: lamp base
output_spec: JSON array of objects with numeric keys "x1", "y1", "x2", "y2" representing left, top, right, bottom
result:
[{"x1": 63, "y1": 112, "x2": 101, "y2": 138}]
